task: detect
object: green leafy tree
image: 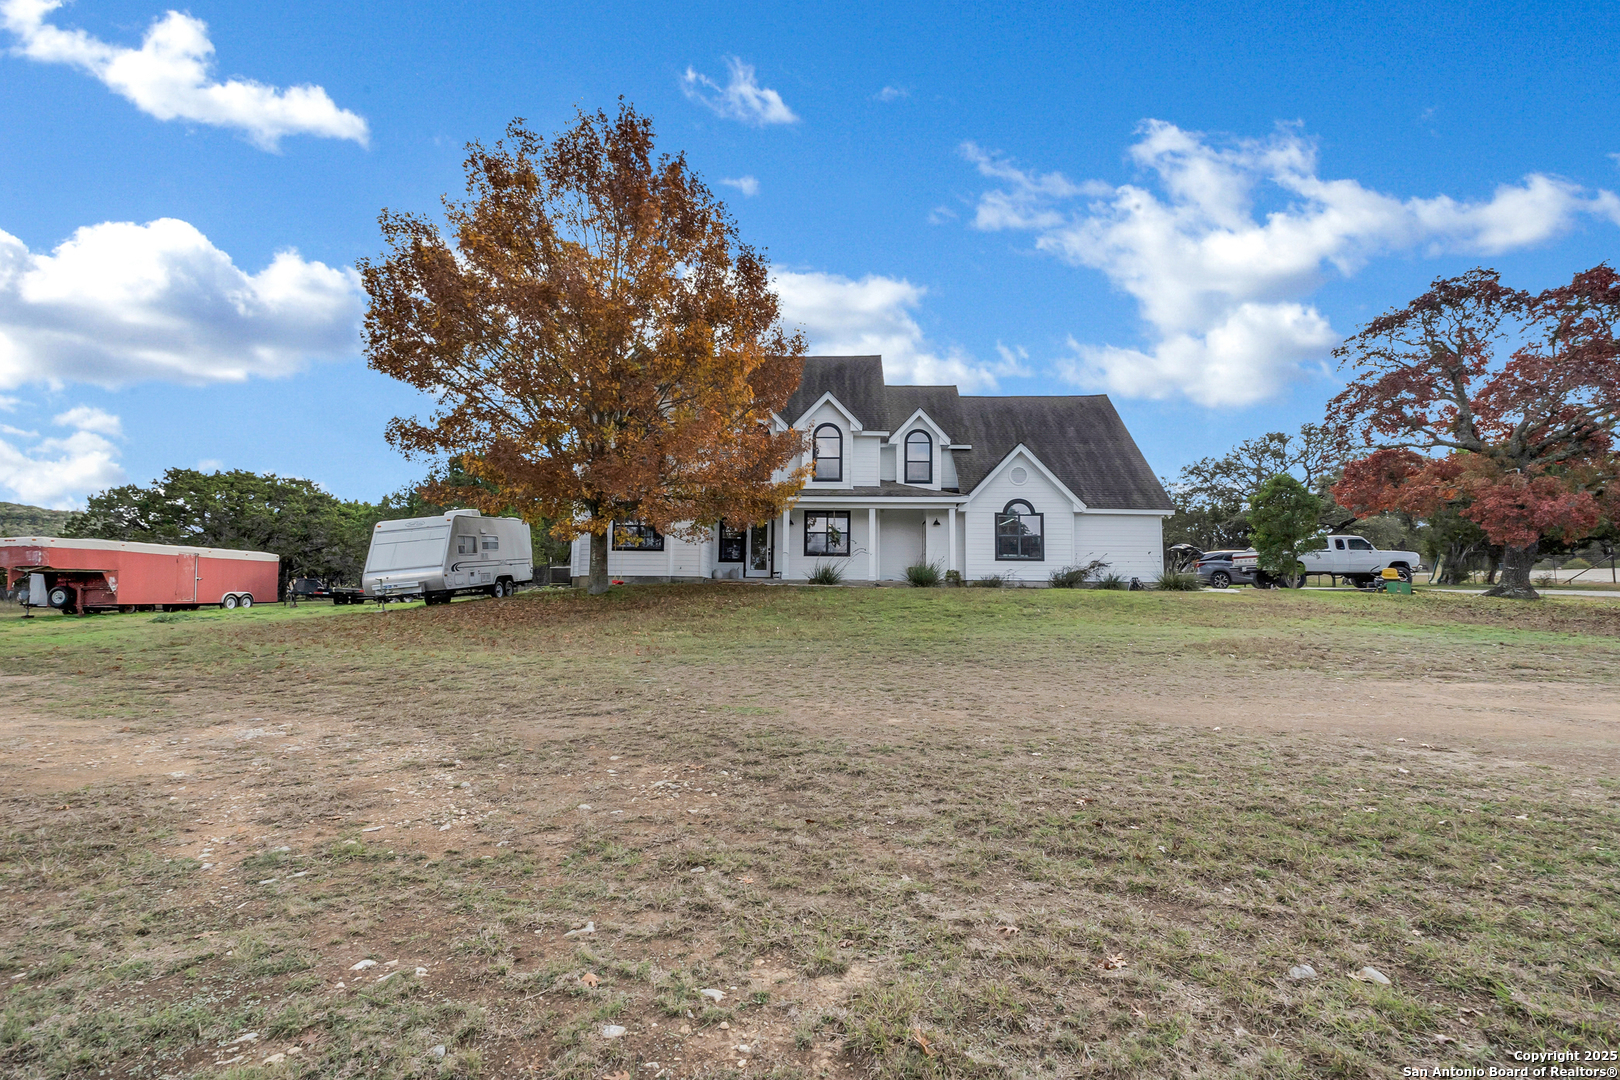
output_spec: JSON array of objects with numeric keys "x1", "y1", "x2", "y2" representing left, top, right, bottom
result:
[
  {"x1": 63, "y1": 469, "x2": 378, "y2": 594},
  {"x1": 1248, "y1": 474, "x2": 1323, "y2": 584},
  {"x1": 1165, "y1": 424, "x2": 1338, "y2": 550}
]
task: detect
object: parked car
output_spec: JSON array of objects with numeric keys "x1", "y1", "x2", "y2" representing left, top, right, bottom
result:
[
  {"x1": 1194, "y1": 549, "x2": 1259, "y2": 589},
  {"x1": 1230, "y1": 535, "x2": 1423, "y2": 588},
  {"x1": 289, "y1": 577, "x2": 367, "y2": 605}
]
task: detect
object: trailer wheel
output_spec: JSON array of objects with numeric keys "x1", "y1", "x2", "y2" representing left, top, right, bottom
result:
[
  {"x1": 239, "y1": 594, "x2": 253, "y2": 609},
  {"x1": 48, "y1": 586, "x2": 73, "y2": 610},
  {"x1": 223, "y1": 594, "x2": 239, "y2": 610}
]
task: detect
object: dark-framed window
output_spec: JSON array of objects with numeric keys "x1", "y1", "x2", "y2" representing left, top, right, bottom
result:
[
  {"x1": 812, "y1": 424, "x2": 843, "y2": 482},
  {"x1": 904, "y1": 430, "x2": 932, "y2": 484},
  {"x1": 804, "y1": 511, "x2": 851, "y2": 556},
  {"x1": 717, "y1": 521, "x2": 746, "y2": 562},
  {"x1": 995, "y1": 500, "x2": 1044, "y2": 561},
  {"x1": 611, "y1": 521, "x2": 664, "y2": 551}
]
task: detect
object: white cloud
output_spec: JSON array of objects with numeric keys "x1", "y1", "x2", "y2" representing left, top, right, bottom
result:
[
  {"x1": 875, "y1": 86, "x2": 908, "y2": 102},
  {"x1": 0, "y1": 403, "x2": 125, "y2": 508},
  {"x1": 966, "y1": 121, "x2": 1620, "y2": 406},
  {"x1": 1, "y1": 0, "x2": 368, "y2": 150},
  {"x1": 774, "y1": 270, "x2": 1027, "y2": 392},
  {"x1": 51, "y1": 404, "x2": 121, "y2": 437},
  {"x1": 680, "y1": 57, "x2": 798, "y2": 126},
  {"x1": 0, "y1": 217, "x2": 363, "y2": 388},
  {"x1": 721, "y1": 175, "x2": 760, "y2": 197}
]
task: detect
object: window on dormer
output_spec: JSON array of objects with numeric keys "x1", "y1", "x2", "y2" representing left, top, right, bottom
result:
[
  {"x1": 812, "y1": 424, "x2": 842, "y2": 482},
  {"x1": 905, "y1": 430, "x2": 932, "y2": 484}
]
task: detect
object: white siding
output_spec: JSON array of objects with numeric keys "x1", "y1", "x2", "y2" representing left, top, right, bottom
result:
[
  {"x1": 877, "y1": 509, "x2": 926, "y2": 580},
  {"x1": 1073, "y1": 513, "x2": 1165, "y2": 580},
  {"x1": 791, "y1": 508, "x2": 874, "y2": 579},
  {"x1": 852, "y1": 435, "x2": 881, "y2": 486},
  {"x1": 962, "y1": 452, "x2": 1073, "y2": 583},
  {"x1": 879, "y1": 444, "x2": 897, "y2": 481},
  {"x1": 941, "y1": 449, "x2": 958, "y2": 489}
]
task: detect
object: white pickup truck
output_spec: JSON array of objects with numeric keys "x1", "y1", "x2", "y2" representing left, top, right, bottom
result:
[{"x1": 1231, "y1": 534, "x2": 1423, "y2": 588}]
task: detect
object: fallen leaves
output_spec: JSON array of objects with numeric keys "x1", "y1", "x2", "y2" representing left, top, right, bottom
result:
[
  {"x1": 1100, "y1": 955, "x2": 1128, "y2": 970},
  {"x1": 580, "y1": 972, "x2": 600, "y2": 988},
  {"x1": 910, "y1": 1027, "x2": 934, "y2": 1057},
  {"x1": 996, "y1": 925, "x2": 1020, "y2": 937}
]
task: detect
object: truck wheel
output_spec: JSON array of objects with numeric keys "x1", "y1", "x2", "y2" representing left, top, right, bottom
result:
[
  {"x1": 239, "y1": 594, "x2": 253, "y2": 609},
  {"x1": 1210, "y1": 571, "x2": 1230, "y2": 589},
  {"x1": 1390, "y1": 564, "x2": 1412, "y2": 583},
  {"x1": 223, "y1": 594, "x2": 239, "y2": 610}
]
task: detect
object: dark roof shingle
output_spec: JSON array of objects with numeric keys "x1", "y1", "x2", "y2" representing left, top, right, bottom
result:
[{"x1": 788, "y1": 356, "x2": 1172, "y2": 512}]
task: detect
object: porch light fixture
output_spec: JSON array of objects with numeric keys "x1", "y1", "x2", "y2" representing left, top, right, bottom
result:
[{"x1": 933, "y1": 518, "x2": 941, "y2": 526}]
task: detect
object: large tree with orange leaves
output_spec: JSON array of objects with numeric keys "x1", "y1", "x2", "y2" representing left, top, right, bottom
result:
[
  {"x1": 1330, "y1": 266, "x2": 1620, "y2": 598},
  {"x1": 360, "y1": 105, "x2": 808, "y2": 594}
]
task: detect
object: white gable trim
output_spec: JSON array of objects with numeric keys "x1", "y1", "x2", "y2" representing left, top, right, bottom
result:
[
  {"x1": 792, "y1": 391, "x2": 862, "y2": 432},
  {"x1": 886, "y1": 408, "x2": 949, "y2": 444},
  {"x1": 964, "y1": 444, "x2": 1087, "y2": 512}
]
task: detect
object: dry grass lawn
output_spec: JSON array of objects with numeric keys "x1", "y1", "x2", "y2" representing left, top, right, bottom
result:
[{"x1": 0, "y1": 585, "x2": 1617, "y2": 1080}]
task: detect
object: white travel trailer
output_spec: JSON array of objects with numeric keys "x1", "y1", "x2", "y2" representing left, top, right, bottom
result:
[{"x1": 361, "y1": 510, "x2": 533, "y2": 605}]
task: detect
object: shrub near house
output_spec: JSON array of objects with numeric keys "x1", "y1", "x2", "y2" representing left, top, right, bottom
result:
[{"x1": 572, "y1": 355, "x2": 1175, "y2": 585}]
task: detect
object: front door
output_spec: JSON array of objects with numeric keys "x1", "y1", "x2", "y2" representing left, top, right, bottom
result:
[{"x1": 744, "y1": 523, "x2": 773, "y2": 578}]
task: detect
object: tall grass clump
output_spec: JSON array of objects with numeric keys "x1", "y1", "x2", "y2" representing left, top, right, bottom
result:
[
  {"x1": 974, "y1": 574, "x2": 1006, "y2": 588},
  {"x1": 904, "y1": 561, "x2": 941, "y2": 587},
  {"x1": 1094, "y1": 573, "x2": 1127, "y2": 590},
  {"x1": 1050, "y1": 559, "x2": 1109, "y2": 588},
  {"x1": 1155, "y1": 570, "x2": 1201, "y2": 591},
  {"x1": 807, "y1": 562, "x2": 845, "y2": 585}
]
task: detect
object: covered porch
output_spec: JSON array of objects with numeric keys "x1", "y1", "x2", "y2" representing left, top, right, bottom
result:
[{"x1": 782, "y1": 497, "x2": 966, "y2": 582}]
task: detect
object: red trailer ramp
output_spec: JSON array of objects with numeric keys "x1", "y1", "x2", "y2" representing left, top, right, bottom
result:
[{"x1": 0, "y1": 537, "x2": 279, "y2": 614}]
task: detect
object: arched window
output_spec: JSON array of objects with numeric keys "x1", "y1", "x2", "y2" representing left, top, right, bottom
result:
[
  {"x1": 812, "y1": 424, "x2": 842, "y2": 482},
  {"x1": 995, "y1": 499, "x2": 1044, "y2": 561},
  {"x1": 904, "y1": 430, "x2": 932, "y2": 484}
]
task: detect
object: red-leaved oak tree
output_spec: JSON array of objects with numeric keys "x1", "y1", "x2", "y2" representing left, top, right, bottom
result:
[{"x1": 1330, "y1": 265, "x2": 1620, "y2": 598}]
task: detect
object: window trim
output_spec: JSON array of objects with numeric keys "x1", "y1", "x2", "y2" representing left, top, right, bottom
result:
[
  {"x1": 904, "y1": 430, "x2": 933, "y2": 484},
  {"x1": 717, "y1": 521, "x2": 746, "y2": 563},
  {"x1": 803, "y1": 511, "x2": 852, "y2": 557},
  {"x1": 456, "y1": 534, "x2": 479, "y2": 556},
  {"x1": 994, "y1": 499, "x2": 1044, "y2": 562},
  {"x1": 811, "y1": 423, "x2": 843, "y2": 483},
  {"x1": 481, "y1": 536, "x2": 499, "y2": 552},
  {"x1": 611, "y1": 521, "x2": 665, "y2": 552}
]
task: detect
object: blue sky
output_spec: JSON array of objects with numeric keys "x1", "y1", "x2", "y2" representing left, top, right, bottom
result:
[{"x1": 1, "y1": 0, "x2": 1616, "y2": 507}]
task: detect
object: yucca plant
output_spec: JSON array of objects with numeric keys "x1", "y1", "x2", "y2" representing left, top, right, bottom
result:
[
  {"x1": 1094, "y1": 573, "x2": 1127, "y2": 590},
  {"x1": 1155, "y1": 570, "x2": 1201, "y2": 591},
  {"x1": 904, "y1": 561, "x2": 941, "y2": 587},
  {"x1": 807, "y1": 562, "x2": 845, "y2": 585}
]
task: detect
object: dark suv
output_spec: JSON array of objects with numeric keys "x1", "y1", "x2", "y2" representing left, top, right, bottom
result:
[{"x1": 1194, "y1": 550, "x2": 1258, "y2": 589}]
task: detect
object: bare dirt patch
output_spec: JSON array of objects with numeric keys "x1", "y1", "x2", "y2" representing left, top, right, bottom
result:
[{"x1": 1, "y1": 587, "x2": 1616, "y2": 1079}]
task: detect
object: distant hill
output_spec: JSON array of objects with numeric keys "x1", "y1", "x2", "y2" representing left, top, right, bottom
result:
[{"x1": 0, "y1": 502, "x2": 76, "y2": 537}]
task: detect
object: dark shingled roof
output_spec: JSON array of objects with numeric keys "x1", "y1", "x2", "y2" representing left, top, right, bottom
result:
[{"x1": 785, "y1": 356, "x2": 1173, "y2": 512}]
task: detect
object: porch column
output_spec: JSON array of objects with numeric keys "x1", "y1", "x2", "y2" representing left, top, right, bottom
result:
[
  {"x1": 781, "y1": 508, "x2": 791, "y2": 580},
  {"x1": 868, "y1": 508, "x2": 878, "y2": 581},
  {"x1": 666, "y1": 533, "x2": 675, "y2": 580},
  {"x1": 948, "y1": 506, "x2": 957, "y2": 577}
]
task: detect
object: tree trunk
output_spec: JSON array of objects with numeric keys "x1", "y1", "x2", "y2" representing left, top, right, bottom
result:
[
  {"x1": 588, "y1": 531, "x2": 611, "y2": 595},
  {"x1": 1484, "y1": 542, "x2": 1540, "y2": 599}
]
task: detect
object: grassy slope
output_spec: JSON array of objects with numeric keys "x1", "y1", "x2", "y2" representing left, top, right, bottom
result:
[{"x1": 0, "y1": 587, "x2": 1615, "y2": 1080}]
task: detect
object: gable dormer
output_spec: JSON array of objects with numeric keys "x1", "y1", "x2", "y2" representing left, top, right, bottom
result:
[
  {"x1": 886, "y1": 408, "x2": 951, "y2": 490},
  {"x1": 794, "y1": 392, "x2": 861, "y2": 489}
]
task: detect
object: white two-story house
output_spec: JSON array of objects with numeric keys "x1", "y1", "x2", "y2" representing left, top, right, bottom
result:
[{"x1": 570, "y1": 355, "x2": 1174, "y2": 585}]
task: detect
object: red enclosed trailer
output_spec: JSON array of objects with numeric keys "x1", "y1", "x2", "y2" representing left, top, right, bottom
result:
[{"x1": 0, "y1": 537, "x2": 280, "y2": 614}]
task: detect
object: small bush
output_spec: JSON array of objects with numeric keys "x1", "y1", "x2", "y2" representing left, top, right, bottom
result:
[
  {"x1": 1094, "y1": 573, "x2": 1126, "y2": 590},
  {"x1": 1564, "y1": 558, "x2": 1591, "y2": 570},
  {"x1": 1155, "y1": 570, "x2": 1200, "y2": 591},
  {"x1": 974, "y1": 574, "x2": 1006, "y2": 588},
  {"x1": 904, "y1": 561, "x2": 941, "y2": 587},
  {"x1": 1048, "y1": 567, "x2": 1087, "y2": 588},
  {"x1": 807, "y1": 562, "x2": 845, "y2": 585}
]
